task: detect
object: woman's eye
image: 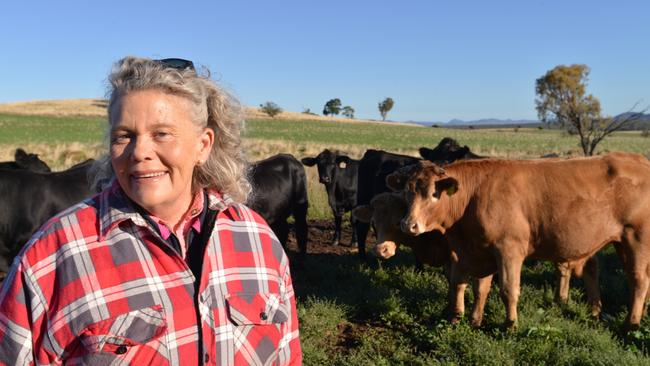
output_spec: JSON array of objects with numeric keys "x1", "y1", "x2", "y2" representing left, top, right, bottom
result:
[
  {"x1": 111, "y1": 134, "x2": 130, "y2": 144},
  {"x1": 154, "y1": 131, "x2": 172, "y2": 139}
]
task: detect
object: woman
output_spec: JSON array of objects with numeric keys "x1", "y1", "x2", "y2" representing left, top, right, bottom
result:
[{"x1": 0, "y1": 57, "x2": 301, "y2": 365}]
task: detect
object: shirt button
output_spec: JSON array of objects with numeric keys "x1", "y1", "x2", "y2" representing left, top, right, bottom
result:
[
  {"x1": 260, "y1": 312, "x2": 268, "y2": 321},
  {"x1": 204, "y1": 353, "x2": 210, "y2": 363},
  {"x1": 115, "y1": 345, "x2": 128, "y2": 355}
]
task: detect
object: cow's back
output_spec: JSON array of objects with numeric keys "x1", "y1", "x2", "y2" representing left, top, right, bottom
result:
[
  {"x1": 248, "y1": 154, "x2": 307, "y2": 225},
  {"x1": 449, "y1": 153, "x2": 650, "y2": 262},
  {"x1": 357, "y1": 150, "x2": 419, "y2": 205},
  {"x1": 0, "y1": 163, "x2": 93, "y2": 271}
]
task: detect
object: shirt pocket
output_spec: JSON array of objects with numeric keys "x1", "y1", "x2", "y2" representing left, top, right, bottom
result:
[
  {"x1": 75, "y1": 305, "x2": 169, "y2": 365},
  {"x1": 222, "y1": 292, "x2": 289, "y2": 365}
]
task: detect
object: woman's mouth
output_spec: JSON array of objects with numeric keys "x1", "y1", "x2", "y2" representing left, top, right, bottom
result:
[{"x1": 131, "y1": 171, "x2": 168, "y2": 180}]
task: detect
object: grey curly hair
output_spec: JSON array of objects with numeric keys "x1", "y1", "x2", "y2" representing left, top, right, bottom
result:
[{"x1": 91, "y1": 56, "x2": 251, "y2": 203}]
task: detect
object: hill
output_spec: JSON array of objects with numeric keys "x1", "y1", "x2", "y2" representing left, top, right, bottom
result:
[{"x1": 0, "y1": 99, "x2": 410, "y2": 126}]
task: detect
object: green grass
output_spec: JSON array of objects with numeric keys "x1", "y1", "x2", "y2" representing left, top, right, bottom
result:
[
  {"x1": 0, "y1": 113, "x2": 105, "y2": 143},
  {"x1": 245, "y1": 118, "x2": 650, "y2": 158},
  {"x1": 1, "y1": 113, "x2": 648, "y2": 158},
  {"x1": 293, "y1": 247, "x2": 650, "y2": 365}
]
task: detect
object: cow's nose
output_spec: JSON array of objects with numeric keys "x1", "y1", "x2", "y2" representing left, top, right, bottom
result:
[
  {"x1": 401, "y1": 219, "x2": 419, "y2": 235},
  {"x1": 374, "y1": 243, "x2": 396, "y2": 259},
  {"x1": 322, "y1": 177, "x2": 331, "y2": 183}
]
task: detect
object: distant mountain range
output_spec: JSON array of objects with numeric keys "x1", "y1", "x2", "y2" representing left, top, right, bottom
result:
[
  {"x1": 409, "y1": 113, "x2": 650, "y2": 129},
  {"x1": 408, "y1": 118, "x2": 540, "y2": 127}
]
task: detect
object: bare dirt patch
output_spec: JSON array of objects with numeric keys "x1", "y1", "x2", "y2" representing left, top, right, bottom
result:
[{"x1": 284, "y1": 219, "x2": 376, "y2": 256}]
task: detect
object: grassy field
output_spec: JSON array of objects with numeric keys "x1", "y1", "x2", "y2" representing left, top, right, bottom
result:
[
  {"x1": 3, "y1": 112, "x2": 648, "y2": 220},
  {"x1": 1, "y1": 111, "x2": 650, "y2": 364}
]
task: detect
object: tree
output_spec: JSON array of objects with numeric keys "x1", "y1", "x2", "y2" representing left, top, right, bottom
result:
[
  {"x1": 341, "y1": 106, "x2": 355, "y2": 119},
  {"x1": 323, "y1": 98, "x2": 342, "y2": 116},
  {"x1": 535, "y1": 64, "x2": 644, "y2": 156},
  {"x1": 378, "y1": 97, "x2": 394, "y2": 121},
  {"x1": 259, "y1": 101, "x2": 282, "y2": 118}
]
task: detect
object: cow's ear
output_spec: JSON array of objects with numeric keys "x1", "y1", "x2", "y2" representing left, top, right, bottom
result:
[
  {"x1": 335, "y1": 155, "x2": 350, "y2": 169},
  {"x1": 386, "y1": 172, "x2": 407, "y2": 191},
  {"x1": 434, "y1": 177, "x2": 459, "y2": 198},
  {"x1": 14, "y1": 148, "x2": 27, "y2": 160},
  {"x1": 352, "y1": 205, "x2": 373, "y2": 223},
  {"x1": 336, "y1": 156, "x2": 350, "y2": 169},
  {"x1": 419, "y1": 147, "x2": 432, "y2": 160},
  {"x1": 301, "y1": 157, "x2": 317, "y2": 166},
  {"x1": 335, "y1": 156, "x2": 350, "y2": 164}
]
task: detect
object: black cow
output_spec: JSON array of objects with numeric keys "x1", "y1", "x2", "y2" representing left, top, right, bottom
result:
[
  {"x1": 355, "y1": 150, "x2": 420, "y2": 258},
  {"x1": 301, "y1": 149, "x2": 358, "y2": 246},
  {"x1": 247, "y1": 154, "x2": 309, "y2": 255},
  {"x1": 354, "y1": 137, "x2": 481, "y2": 258},
  {"x1": 0, "y1": 148, "x2": 51, "y2": 172},
  {"x1": 0, "y1": 159, "x2": 94, "y2": 272},
  {"x1": 418, "y1": 137, "x2": 483, "y2": 163}
]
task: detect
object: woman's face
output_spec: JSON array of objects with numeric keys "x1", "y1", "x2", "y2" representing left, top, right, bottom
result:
[{"x1": 110, "y1": 89, "x2": 214, "y2": 221}]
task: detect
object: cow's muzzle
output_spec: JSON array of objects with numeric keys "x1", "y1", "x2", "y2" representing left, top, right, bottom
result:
[
  {"x1": 374, "y1": 242, "x2": 397, "y2": 259},
  {"x1": 401, "y1": 218, "x2": 422, "y2": 235}
]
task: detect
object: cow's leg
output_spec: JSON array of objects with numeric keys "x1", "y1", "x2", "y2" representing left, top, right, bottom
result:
[
  {"x1": 497, "y1": 254, "x2": 524, "y2": 329},
  {"x1": 349, "y1": 214, "x2": 358, "y2": 247},
  {"x1": 582, "y1": 255, "x2": 602, "y2": 318},
  {"x1": 332, "y1": 213, "x2": 342, "y2": 246},
  {"x1": 272, "y1": 221, "x2": 290, "y2": 249},
  {"x1": 470, "y1": 274, "x2": 493, "y2": 327},
  {"x1": 620, "y1": 237, "x2": 650, "y2": 331},
  {"x1": 293, "y1": 204, "x2": 309, "y2": 256},
  {"x1": 354, "y1": 221, "x2": 369, "y2": 258},
  {"x1": 554, "y1": 261, "x2": 572, "y2": 305},
  {"x1": 448, "y1": 264, "x2": 469, "y2": 324},
  {"x1": 615, "y1": 242, "x2": 650, "y2": 317}
]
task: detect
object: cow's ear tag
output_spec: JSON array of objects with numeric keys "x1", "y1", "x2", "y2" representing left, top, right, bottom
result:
[
  {"x1": 446, "y1": 185, "x2": 457, "y2": 196},
  {"x1": 338, "y1": 161, "x2": 347, "y2": 169}
]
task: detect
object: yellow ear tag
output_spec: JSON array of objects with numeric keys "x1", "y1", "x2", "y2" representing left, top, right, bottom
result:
[{"x1": 446, "y1": 185, "x2": 457, "y2": 196}]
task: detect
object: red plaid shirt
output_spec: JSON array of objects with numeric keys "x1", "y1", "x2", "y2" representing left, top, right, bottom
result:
[{"x1": 0, "y1": 183, "x2": 301, "y2": 365}]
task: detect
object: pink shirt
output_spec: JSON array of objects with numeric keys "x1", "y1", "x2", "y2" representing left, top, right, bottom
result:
[{"x1": 149, "y1": 190, "x2": 204, "y2": 258}]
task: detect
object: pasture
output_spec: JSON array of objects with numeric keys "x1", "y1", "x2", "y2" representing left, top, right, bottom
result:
[{"x1": 1, "y1": 111, "x2": 650, "y2": 364}]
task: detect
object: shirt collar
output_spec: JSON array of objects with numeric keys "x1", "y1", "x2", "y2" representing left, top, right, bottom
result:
[
  {"x1": 98, "y1": 179, "x2": 236, "y2": 240},
  {"x1": 149, "y1": 190, "x2": 205, "y2": 240}
]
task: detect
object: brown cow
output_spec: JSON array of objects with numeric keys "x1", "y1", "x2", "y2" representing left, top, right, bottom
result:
[
  {"x1": 391, "y1": 152, "x2": 650, "y2": 329},
  {"x1": 352, "y1": 192, "x2": 493, "y2": 326},
  {"x1": 354, "y1": 191, "x2": 601, "y2": 326}
]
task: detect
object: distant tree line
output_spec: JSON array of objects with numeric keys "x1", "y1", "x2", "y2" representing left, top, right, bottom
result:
[{"x1": 259, "y1": 97, "x2": 395, "y2": 121}]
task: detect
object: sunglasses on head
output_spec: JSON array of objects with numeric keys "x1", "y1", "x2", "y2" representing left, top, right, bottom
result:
[{"x1": 154, "y1": 58, "x2": 195, "y2": 71}]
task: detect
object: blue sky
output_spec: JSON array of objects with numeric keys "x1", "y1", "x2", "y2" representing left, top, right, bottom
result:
[{"x1": 1, "y1": 0, "x2": 648, "y2": 122}]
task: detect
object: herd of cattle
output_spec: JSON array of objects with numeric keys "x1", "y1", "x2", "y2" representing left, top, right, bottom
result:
[{"x1": 1, "y1": 138, "x2": 650, "y2": 331}]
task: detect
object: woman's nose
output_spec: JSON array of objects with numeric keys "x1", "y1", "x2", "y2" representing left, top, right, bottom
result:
[{"x1": 130, "y1": 136, "x2": 153, "y2": 161}]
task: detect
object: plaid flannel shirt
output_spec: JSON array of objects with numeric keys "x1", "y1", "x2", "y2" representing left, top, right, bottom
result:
[{"x1": 0, "y1": 183, "x2": 301, "y2": 365}]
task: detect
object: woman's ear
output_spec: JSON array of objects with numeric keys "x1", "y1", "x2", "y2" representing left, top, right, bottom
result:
[{"x1": 198, "y1": 127, "x2": 215, "y2": 162}]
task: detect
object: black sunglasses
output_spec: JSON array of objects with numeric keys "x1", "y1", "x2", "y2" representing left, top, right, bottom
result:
[{"x1": 154, "y1": 58, "x2": 195, "y2": 71}]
